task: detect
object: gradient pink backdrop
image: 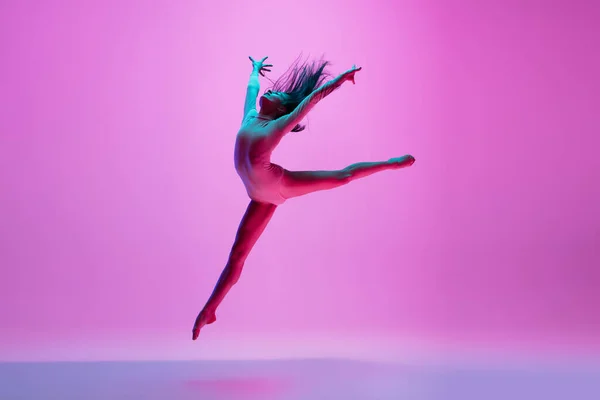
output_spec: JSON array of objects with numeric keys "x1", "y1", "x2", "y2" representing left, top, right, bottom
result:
[{"x1": 1, "y1": 0, "x2": 599, "y2": 361}]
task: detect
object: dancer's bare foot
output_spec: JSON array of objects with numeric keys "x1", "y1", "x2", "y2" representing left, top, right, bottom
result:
[
  {"x1": 388, "y1": 155, "x2": 415, "y2": 169},
  {"x1": 192, "y1": 308, "x2": 217, "y2": 340}
]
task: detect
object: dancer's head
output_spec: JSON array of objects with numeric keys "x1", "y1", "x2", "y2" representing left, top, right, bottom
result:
[
  {"x1": 258, "y1": 90, "x2": 290, "y2": 118},
  {"x1": 259, "y1": 55, "x2": 332, "y2": 132}
]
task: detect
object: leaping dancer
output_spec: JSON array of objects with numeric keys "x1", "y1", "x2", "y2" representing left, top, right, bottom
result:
[{"x1": 193, "y1": 55, "x2": 415, "y2": 340}]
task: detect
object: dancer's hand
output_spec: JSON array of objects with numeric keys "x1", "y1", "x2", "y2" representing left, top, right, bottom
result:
[
  {"x1": 249, "y1": 56, "x2": 272, "y2": 77},
  {"x1": 340, "y1": 65, "x2": 362, "y2": 85}
]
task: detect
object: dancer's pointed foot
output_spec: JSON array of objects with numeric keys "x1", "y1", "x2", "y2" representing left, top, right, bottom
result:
[
  {"x1": 388, "y1": 155, "x2": 415, "y2": 169},
  {"x1": 192, "y1": 308, "x2": 217, "y2": 340}
]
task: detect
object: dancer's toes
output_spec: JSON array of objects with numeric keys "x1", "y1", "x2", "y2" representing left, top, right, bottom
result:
[
  {"x1": 389, "y1": 155, "x2": 415, "y2": 169},
  {"x1": 192, "y1": 309, "x2": 217, "y2": 341}
]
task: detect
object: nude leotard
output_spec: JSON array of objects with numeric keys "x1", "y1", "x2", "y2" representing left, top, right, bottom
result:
[{"x1": 234, "y1": 115, "x2": 287, "y2": 205}]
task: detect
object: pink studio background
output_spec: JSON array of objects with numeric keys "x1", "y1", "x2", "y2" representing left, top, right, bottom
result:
[{"x1": 1, "y1": 0, "x2": 599, "y2": 361}]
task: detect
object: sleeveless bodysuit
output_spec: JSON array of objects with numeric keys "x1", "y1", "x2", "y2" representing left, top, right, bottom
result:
[{"x1": 234, "y1": 114, "x2": 287, "y2": 205}]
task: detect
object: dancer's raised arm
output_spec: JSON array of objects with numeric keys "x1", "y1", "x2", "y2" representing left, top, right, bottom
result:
[
  {"x1": 243, "y1": 56, "x2": 272, "y2": 121},
  {"x1": 272, "y1": 65, "x2": 362, "y2": 133}
]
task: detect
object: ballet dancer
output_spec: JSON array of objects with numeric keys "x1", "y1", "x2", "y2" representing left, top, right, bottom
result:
[{"x1": 192, "y1": 55, "x2": 415, "y2": 340}]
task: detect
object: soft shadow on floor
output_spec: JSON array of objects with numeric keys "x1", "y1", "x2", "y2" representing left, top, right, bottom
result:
[{"x1": 185, "y1": 376, "x2": 293, "y2": 398}]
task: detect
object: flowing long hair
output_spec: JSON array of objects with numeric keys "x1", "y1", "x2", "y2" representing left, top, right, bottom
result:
[{"x1": 265, "y1": 54, "x2": 333, "y2": 132}]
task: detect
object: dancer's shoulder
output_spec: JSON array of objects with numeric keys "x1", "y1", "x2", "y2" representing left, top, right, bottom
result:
[
  {"x1": 241, "y1": 109, "x2": 259, "y2": 125},
  {"x1": 239, "y1": 115, "x2": 279, "y2": 137}
]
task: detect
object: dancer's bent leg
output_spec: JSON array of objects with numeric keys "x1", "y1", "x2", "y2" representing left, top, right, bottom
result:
[{"x1": 192, "y1": 200, "x2": 277, "y2": 340}]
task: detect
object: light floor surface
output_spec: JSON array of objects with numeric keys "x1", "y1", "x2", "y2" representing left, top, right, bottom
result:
[{"x1": 1, "y1": 358, "x2": 599, "y2": 400}]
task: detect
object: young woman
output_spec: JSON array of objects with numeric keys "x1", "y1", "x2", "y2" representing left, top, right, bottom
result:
[{"x1": 192, "y1": 55, "x2": 415, "y2": 340}]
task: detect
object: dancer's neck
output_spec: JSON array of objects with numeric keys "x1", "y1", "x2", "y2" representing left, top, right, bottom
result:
[{"x1": 256, "y1": 113, "x2": 275, "y2": 121}]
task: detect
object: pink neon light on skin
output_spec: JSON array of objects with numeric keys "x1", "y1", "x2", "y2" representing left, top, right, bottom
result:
[
  {"x1": 192, "y1": 56, "x2": 414, "y2": 339},
  {"x1": 1, "y1": 0, "x2": 598, "y2": 361}
]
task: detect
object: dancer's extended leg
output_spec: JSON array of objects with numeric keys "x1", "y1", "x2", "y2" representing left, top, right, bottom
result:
[
  {"x1": 192, "y1": 200, "x2": 276, "y2": 340},
  {"x1": 280, "y1": 155, "x2": 415, "y2": 199}
]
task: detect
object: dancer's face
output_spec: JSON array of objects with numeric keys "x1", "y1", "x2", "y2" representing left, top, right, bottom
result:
[{"x1": 259, "y1": 90, "x2": 288, "y2": 116}]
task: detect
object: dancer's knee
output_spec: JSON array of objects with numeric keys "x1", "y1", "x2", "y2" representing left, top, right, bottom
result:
[
  {"x1": 229, "y1": 246, "x2": 247, "y2": 265},
  {"x1": 231, "y1": 268, "x2": 243, "y2": 285},
  {"x1": 338, "y1": 170, "x2": 353, "y2": 184},
  {"x1": 228, "y1": 243, "x2": 248, "y2": 270},
  {"x1": 226, "y1": 261, "x2": 244, "y2": 285}
]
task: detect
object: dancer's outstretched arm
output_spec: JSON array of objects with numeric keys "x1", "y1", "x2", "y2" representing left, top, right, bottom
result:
[
  {"x1": 243, "y1": 56, "x2": 272, "y2": 121},
  {"x1": 272, "y1": 65, "x2": 362, "y2": 134}
]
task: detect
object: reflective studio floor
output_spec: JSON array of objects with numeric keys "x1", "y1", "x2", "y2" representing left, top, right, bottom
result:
[{"x1": 1, "y1": 358, "x2": 599, "y2": 400}]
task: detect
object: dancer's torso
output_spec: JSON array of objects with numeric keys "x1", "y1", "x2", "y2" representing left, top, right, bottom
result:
[
  {"x1": 234, "y1": 110, "x2": 286, "y2": 204},
  {"x1": 234, "y1": 110, "x2": 277, "y2": 172}
]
